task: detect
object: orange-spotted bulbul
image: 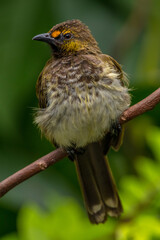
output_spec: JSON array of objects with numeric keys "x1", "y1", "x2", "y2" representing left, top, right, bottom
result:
[{"x1": 33, "y1": 19, "x2": 131, "y2": 224}]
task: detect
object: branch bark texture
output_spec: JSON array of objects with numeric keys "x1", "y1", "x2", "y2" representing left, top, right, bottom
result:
[{"x1": 0, "y1": 88, "x2": 160, "y2": 198}]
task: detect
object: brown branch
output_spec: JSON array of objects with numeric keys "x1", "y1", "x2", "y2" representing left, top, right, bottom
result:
[
  {"x1": 0, "y1": 88, "x2": 160, "y2": 198},
  {"x1": 0, "y1": 149, "x2": 67, "y2": 197},
  {"x1": 120, "y1": 87, "x2": 160, "y2": 124}
]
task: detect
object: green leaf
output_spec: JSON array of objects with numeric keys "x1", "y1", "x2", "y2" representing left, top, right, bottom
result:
[
  {"x1": 17, "y1": 199, "x2": 115, "y2": 240},
  {"x1": 116, "y1": 215, "x2": 160, "y2": 240},
  {"x1": 135, "y1": 156, "x2": 160, "y2": 187}
]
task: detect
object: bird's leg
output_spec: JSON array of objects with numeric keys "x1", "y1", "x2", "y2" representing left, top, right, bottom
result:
[
  {"x1": 66, "y1": 146, "x2": 85, "y2": 161},
  {"x1": 111, "y1": 121, "x2": 122, "y2": 137},
  {"x1": 110, "y1": 121, "x2": 124, "y2": 150}
]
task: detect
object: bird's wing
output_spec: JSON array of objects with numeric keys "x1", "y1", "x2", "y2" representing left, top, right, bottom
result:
[
  {"x1": 36, "y1": 71, "x2": 48, "y2": 108},
  {"x1": 100, "y1": 54, "x2": 129, "y2": 87}
]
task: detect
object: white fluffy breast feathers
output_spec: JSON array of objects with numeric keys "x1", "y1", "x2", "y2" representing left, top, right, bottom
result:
[{"x1": 35, "y1": 77, "x2": 130, "y2": 148}]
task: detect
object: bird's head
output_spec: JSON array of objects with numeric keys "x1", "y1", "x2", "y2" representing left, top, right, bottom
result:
[{"x1": 33, "y1": 19, "x2": 101, "y2": 57}]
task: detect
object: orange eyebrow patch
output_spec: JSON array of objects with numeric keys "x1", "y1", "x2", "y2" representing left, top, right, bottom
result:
[{"x1": 51, "y1": 30, "x2": 61, "y2": 38}]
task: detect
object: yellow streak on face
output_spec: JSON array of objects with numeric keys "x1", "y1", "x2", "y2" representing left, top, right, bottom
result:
[
  {"x1": 51, "y1": 30, "x2": 61, "y2": 38},
  {"x1": 62, "y1": 29, "x2": 71, "y2": 34},
  {"x1": 63, "y1": 39, "x2": 85, "y2": 52}
]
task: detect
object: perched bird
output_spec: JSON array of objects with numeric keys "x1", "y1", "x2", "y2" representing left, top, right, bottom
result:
[{"x1": 33, "y1": 19, "x2": 131, "y2": 224}]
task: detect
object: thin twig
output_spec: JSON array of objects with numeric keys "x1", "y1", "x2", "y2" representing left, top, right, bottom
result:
[
  {"x1": 119, "y1": 88, "x2": 160, "y2": 124},
  {"x1": 0, "y1": 88, "x2": 160, "y2": 198},
  {"x1": 0, "y1": 149, "x2": 67, "y2": 197}
]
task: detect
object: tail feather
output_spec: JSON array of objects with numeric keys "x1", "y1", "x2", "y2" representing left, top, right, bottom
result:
[
  {"x1": 75, "y1": 147, "x2": 107, "y2": 223},
  {"x1": 74, "y1": 142, "x2": 123, "y2": 224}
]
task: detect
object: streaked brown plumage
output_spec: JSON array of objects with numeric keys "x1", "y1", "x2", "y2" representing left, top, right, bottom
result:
[{"x1": 33, "y1": 19, "x2": 131, "y2": 224}]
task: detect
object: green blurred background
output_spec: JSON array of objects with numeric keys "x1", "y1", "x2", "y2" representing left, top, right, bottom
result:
[{"x1": 0, "y1": 0, "x2": 160, "y2": 239}]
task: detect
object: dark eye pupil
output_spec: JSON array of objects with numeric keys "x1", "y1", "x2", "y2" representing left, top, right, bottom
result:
[{"x1": 64, "y1": 33, "x2": 72, "y2": 39}]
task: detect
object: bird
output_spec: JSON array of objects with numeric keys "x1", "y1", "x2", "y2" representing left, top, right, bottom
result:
[{"x1": 32, "y1": 19, "x2": 131, "y2": 224}]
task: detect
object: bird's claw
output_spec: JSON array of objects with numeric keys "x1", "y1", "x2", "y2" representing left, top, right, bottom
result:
[{"x1": 66, "y1": 147, "x2": 85, "y2": 161}]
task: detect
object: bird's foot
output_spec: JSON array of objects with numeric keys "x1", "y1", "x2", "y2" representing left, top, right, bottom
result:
[
  {"x1": 111, "y1": 122, "x2": 122, "y2": 137},
  {"x1": 110, "y1": 121, "x2": 123, "y2": 150},
  {"x1": 66, "y1": 147, "x2": 85, "y2": 161}
]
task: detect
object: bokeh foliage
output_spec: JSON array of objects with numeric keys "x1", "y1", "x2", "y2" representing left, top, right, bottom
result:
[
  {"x1": 1, "y1": 126, "x2": 160, "y2": 240},
  {"x1": 0, "y1": 0, "x2": 160, "y2": 239}
]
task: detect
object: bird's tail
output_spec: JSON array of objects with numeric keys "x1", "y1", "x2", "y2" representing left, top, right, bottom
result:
[{"x1": 74, "y1": 142, "x2": 123, "y2": 224}]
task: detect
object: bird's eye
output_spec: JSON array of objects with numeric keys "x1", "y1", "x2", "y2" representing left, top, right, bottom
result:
[{"x1": 64, "y1": 33, "x2": 72, "y2": 40}]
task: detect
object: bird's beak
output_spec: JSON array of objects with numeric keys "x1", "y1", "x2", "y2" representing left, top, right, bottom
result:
[{"x1": 32, "y1": 33, "x2": 53, "y2": 45}]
